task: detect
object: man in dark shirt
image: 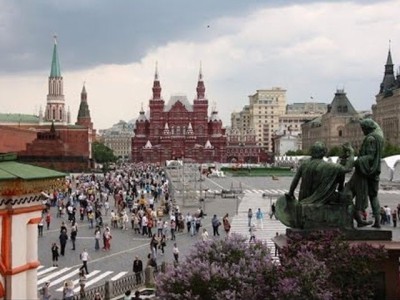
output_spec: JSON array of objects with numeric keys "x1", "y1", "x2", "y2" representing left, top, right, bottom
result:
[{"x1": 133, "y1": 256, "x2": 143, "y2": 284}]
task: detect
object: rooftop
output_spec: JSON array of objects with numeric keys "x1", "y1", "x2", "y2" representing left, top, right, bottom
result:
[{"x1": 0, "y1": 153, "x2": 65, "y2": 181}]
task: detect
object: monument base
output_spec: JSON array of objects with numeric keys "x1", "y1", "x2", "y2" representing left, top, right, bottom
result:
[
  {"x1": 286, "y1": 227, "x2": 392, "y2": 241},
  {"x1": 273, "y1": 233, "x2": 400, "y2": 300}
]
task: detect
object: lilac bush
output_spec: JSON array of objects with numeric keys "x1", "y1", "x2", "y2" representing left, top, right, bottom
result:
[
  {"x1": 156, "y1": 234, "x2": 279, "y2": 299},
  {"x1": 156, "y1": 231, "x2": 387, "y2": 300},
  {"x1": 280, "y1": 230, "x2": 387, "y2": 300}
]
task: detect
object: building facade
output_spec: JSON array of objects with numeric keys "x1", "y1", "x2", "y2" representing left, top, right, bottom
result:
[
  {"x1": 231, "y1": 88, "x2": 326, "y2": 155},
  {"x1": 372, "y1": 47, "x2": 400, "y2": 146},
  {"x1": 302, "y1": 89, "x2": 364, "y2": 152},
  {"x1": 247, "y1": 88, "x2": 287, "y2": 152},
  {"x1": 225, "y1": 126, "x2": 267, "y2": 163},
  {"x1": 131, "y1": 67, "x2": 227, "y2": 164},
  {"x1": 100, "y1": 120, "x2": 134, "y2": 161}
]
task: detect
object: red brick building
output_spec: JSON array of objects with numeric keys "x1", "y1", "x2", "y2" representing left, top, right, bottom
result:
[
  {"x1": 0, "y1": 38, "x2": 95, "y2": 172},
  {"x1": 132, "y1": 67, "x2": 227, "y2": 164}
]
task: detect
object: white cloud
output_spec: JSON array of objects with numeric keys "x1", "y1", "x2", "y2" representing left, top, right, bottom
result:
[{"x1": 0, "y1": 0, "x2": 399, "y2": 130}]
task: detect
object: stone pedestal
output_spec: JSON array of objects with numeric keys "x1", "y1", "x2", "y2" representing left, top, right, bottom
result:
[
  {"x1": 287, "y1": 228, "x2": 393, "y2": 241},
  {"x1": 273, "y1": 231, "x2": 400, "y2": 300}
]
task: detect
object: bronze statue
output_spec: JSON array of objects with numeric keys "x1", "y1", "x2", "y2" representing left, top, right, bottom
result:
[
  {"x1": 276, "y1": 141, "x2": 354, "y2": 229},
  {"x1": 276, "y1": 118, "x2": 384, "y2": 231},
  {"x1": 345, "y1": 119, "x2": 384, "y2": 228}
]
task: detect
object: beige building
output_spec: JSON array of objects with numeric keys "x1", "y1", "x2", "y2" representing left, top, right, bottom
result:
[
  {"x1": 99, "y1": 120, "x2": 134, "y2": 161},
  {"x1": 232, "y1": 88, "x2": 326, "y2": 154},
  {"x1": 302, "y1": 89, "x2": 365, "y2": 152},
  {"x1": 372, "y1": 48, "x2": 400, "y2": 146},
  {"x1": 232, "y1": 88, "x2": 286, "y2": 152}
]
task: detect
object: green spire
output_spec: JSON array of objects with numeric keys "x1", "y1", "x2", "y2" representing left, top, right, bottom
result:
[{"x1": 50, "y1": 35, "x2": 61, "y2": 77}]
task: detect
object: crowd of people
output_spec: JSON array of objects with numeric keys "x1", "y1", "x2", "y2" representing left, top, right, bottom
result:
[{"x1": 39, "y1": 162, "x2": 231, "y2": 299}]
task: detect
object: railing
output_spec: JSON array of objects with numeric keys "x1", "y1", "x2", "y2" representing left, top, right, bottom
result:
[
  {"x1": 70, "y1": 264, "x2": 165, "y2": 300},
  {"x1": 71, "y1": 271, "x2": 144, "y2": 300}
]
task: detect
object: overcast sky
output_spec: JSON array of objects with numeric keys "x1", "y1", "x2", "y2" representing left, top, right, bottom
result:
[{"x1": 0, "y1": 0, "x2": 398, "y2": 129}]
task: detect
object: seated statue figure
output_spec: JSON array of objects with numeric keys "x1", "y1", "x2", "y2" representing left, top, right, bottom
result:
[{"x1": 275, "y1": 141, "x2": 354, "y2": 229}]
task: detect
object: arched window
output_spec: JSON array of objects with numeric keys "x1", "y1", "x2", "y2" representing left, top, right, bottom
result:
[
  {"x1": 52, "y1": 108, "x2": 56, "y2": 120},
  {"x1": 60, "y1": 108, "x2": 63, "y2": 121}
]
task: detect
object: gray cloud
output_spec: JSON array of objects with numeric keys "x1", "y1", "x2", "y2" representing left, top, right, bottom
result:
[{"x1": 0, "y1": 0, "x2": 386, "y2": 74}]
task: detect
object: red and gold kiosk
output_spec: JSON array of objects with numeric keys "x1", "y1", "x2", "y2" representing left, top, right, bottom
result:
[{"x1": 0, "y1": 154, "x2": 65, "y2": 299}]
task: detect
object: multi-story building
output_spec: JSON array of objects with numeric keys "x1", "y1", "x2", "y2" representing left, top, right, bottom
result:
[
  {"x1": 100, "y1": 120, "x2": 134, "y2": 161},
  {"x1": 302, "y1": 89, "x2": 364, "y2": 152},
  {"x1": 372, "y1": 47, "x2": 400, "y2": 146},
  {"x1": 273, "y1": 102, "x2": 327, "y2": 155},
  {"x1": 131, "y1": 67, "x2": 228, "y2": 164},
  {"x1": 231, "y1": 88, "x2": 326, "y2": 155},
  {"x1": 246, "y1": 88, "x2": 287, "y2": 152}
]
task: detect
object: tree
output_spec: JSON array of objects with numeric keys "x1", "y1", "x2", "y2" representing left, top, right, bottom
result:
[
  {"x1": 383, "y1": 142, "x2": 400, "y2": 157},
  {"x1": 92, "y1": 141, "x2": 117, "y2": 164},
  {"x1": 280, "y1": 230, "x2": 387, "y2": 300},
  {"x1": 156, "y1": 232, "x2": 386, "y2": 300},
  {"x1": 285, "y1": 149, "x2": 305, "y2": 156},
  {"x1": 328, "y1": 146, "x2": 341, "y2": 157}
]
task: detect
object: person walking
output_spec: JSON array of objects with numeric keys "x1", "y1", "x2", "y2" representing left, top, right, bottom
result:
[
  {"x1": 201, "y1": 228, "x2": 209, "y2": 242},
  {"x1": 222, "y1": 213, "x2": 231, "y2": 236},
  {"x1": 172, "y1": 243, "x2": 179, "y2": 264},
  {"x1": 38, "y1": 216, "x2": 44, "y2": 237},
  {"x1": 78, "y1": 269, "x2": 87, "y2": 298},
  {"x1": 79, "y1": 248, "x2": 90, "y2": 275},
  {"x1": 270, "y1": 202, "x2": 276, "y2": 219},
  {"x1": 393, "y1": 209, "x2": 398, "y2": 228},
  {"x1": 159, "y1": 234, "x2": 167, "y2": 255},
  {"x1": 249, "y1": 224, "x2": 256, "y2": 243},
  {"x1": 51, "y1": 242, "x2": 59, "y2": 267},
  {"x1": 150, "y1": 234, "x2": 159, "y2": 258},
  {"x1": 247, "y1": 208, "x2": 253, "y2": 227},
  {"x1": 185, "y1": 213, "x2": 192, "y2": 234},
  {"x1": 256, "y1": 208, "x2": 264, "y2": 230},
  {"x1": 62, "y1": 280, "x2": 75, "y2": 300},
  {"x1": 133, "y1": 255, "x2": 143, "y2": 285},
  {"x1": 70, "y1": 221, "x2": 78, "y2": 250},
  {"x1": 103, "y1": 227, "x2": 112, "y2": 251},
  {"x1": 59, "y1": 229, "x2": 68, "y2": 256},
  {"x1": 40, "y1": 281, "x2": 51, "y2": 300},
  {"x1": 170, "y1": 219, "x2": 176, "y2": 241},
  {"x1": 211, "y1": 214, "x2": 221, "y2": 236},
  {"x1": 46, "y1": 213, "x2": 51, "y2": 230},
  {"x1": 94, "y1": 226, "x2": 101, "y2": 251}
]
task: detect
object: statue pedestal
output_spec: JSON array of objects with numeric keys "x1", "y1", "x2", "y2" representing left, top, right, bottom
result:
[
  {"x1": 287, "y1": 228, "x2": 392, "y2": 241},
  {"x1": 273, "y1": 232, "x2": 400, "y2": 300}
]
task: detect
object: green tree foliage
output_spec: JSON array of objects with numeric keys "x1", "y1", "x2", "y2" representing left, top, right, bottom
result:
[
  {"x1": 383, "y1": 142, "x2": 400, "y2": 157},
  {"x1": 328, "y1": 146, "x2": 341, "y2": 156},
  {"x1": 92, "y1": 141, "x2": 117, "y2": 164},
  {"x1": 285, "y1": 149, "x2": 305, "y2": 156}
]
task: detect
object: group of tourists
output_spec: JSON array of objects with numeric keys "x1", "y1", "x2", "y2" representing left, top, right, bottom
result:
[
  {"x1": 379, "y1": 204, "x2": 400, "y2": 227},
  {"x1": 40, "y1": 161, "x2": 234, "y2": 299}
]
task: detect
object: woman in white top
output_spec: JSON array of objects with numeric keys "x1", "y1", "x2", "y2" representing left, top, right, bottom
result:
[{"x1": 201, "y1": 228, "x2": 209, "y2": 242}]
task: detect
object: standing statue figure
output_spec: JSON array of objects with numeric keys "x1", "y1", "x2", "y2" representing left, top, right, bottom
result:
[{"x1": 345, "y1": 118, "x2": 384, "y2": 228}]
